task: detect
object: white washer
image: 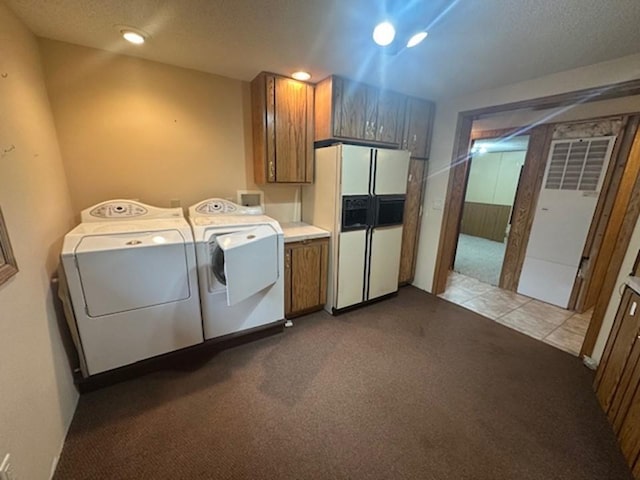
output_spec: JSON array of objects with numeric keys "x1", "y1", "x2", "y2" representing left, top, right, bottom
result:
[
  {"x1": 59, "y1": 200, "x2": 204, "y2": 377},
  {"x1": 188, "y1": 198, "x2": 284, "y2": 340}
]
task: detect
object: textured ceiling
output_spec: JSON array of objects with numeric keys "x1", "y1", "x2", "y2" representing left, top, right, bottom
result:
[{"x1": 6, "y1": 0, "x2": 640, "y2": 99}]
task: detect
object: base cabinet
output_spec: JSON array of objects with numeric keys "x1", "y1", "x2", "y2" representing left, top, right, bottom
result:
[
  {"x1": 595, "y1": 286, "x2": 640, "y2": 478},
  {"x1": 284, "y1": 238, "x2": 329, "y2": 318}
]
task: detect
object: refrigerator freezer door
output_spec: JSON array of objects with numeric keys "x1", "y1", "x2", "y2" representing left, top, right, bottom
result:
[
  {"x1": 368, "y1": 226, "x2": 403, "y2": 300},
  {"x1": 341, "y1": 145, "x2": 372, "y2": 195},
  {"x1": 336, "y1": 230, "x2": 366, "y2": 309},
  {"x1": 374, "y1": 149, "x2": 410, "y2": 195}
]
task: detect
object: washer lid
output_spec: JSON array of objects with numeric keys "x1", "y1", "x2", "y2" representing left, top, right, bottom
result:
[
  {"x1": 75, "y1": 230, "x2": 185, "y2": 253},
  {"x1": 217, "y1": 225, "x2": 278, "y2": 306}
]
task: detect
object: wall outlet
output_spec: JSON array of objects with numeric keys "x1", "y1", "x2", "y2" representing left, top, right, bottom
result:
[{"x1": 0, "y1": 453, "x2": 16, "y2": 480}]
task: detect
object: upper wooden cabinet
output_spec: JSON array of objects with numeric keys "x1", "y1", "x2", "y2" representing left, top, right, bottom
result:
[
  {"x1": 402, "y1": 96, "x2": 435, "y2": 159},
  {"x1": 315, "y1": 75, "x2": 435, "y2": 159},
  {"x1": 251, "y1": 72, "x2": 314, "y2": 184},
  {"x1": 315, "y1": 76, "x2": 405, "y2": 147}
]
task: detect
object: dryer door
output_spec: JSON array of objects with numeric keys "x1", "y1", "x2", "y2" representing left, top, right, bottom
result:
[
  {"x1": 75, "y1": 230, "x2": 190, "y2": 317},
  {"x1": 217, "y1": 225, "x2": 278, "y2": 306}
]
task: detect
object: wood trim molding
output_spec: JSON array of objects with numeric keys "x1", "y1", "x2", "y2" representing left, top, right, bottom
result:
[
  {"x1": 575, "y1": 116, "x2": 639, "y2": 312},
  {"x1": 432, "y1": 115, "x2": 473, "y2": 294},
  {"x1": 581, "y1": 124, "x2": 640, "y2": 356},
  {"x1": 499, "y1": 124, "x2": 554, "y2": 291},
  {"x1": 0, "y1": 207, "x2": 18, "y2": 286}
]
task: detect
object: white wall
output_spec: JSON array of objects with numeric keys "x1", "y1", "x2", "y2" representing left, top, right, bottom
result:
[
  {"x1": 414, "y1": 53, "x2": 640, "y2": 294},
  {"x1": 0, "y1": 2, "x2": 78, "y2": 479},
  {"x1": 465, "y1": 151, "x2": 526, "y2": 206}
]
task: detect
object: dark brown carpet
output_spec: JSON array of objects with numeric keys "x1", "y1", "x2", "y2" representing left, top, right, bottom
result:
[{"x1": 54, "y1": 287, "x2": 632, "y2": 480}]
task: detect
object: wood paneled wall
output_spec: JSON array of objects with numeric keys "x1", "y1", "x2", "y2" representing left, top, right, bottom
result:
[{"x1": 460, "y1": 202, "x2": 511, "y2": 242}]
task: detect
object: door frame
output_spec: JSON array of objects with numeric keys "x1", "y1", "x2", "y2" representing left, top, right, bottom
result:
[
  {"x1": 432, "y1": 78, "x2": 640, "y2": 358},
  {"x1": 450, "y1": 127, "x2": 529, "y2": 280}
]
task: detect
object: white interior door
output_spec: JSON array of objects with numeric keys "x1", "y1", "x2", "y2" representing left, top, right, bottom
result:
[
  {"x1": 218, "y1": 225, "x2": 278, "y2": 306},
  {"x1": 368, "y1": 226, "x2": 403, "y2": 300},
  {"x1": 337, "y1": 230, "x2": 366, "y2": 309},
  {"x1": 374, "y1": 149, "x2": 410, "y2": 195},
  {"x1": 518, "y1": 137, "x2": 615, "y2": 307},
  {"x1": 75, "y1": 230, "x2": 190, "y2": 317}
]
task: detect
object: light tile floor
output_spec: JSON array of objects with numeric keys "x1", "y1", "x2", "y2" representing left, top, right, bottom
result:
[{"x1": 439, "y1": 272, "x2": 592, "y2": 356}]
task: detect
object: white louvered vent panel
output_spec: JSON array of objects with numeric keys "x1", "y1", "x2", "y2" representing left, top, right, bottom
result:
[{"x1": 544, "y1": 137, "x2": 614, "y2": 192}]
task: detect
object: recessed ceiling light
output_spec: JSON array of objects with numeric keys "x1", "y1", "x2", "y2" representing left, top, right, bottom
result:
[
  {"x1": 406, "y1": 31, "x2": 428, "y2": 48},
  {"x1": 372, "y1": 21, "x2": 396, "y2": 46},
  {"x1": 292, "y1": 71, "x2": 311, "y2": 81},
  {"x1": 122, "y1": 30, "x2": 145, "y2": 45}
]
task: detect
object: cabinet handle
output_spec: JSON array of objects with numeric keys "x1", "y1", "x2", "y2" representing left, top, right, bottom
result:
[
  {"x1": 631, "y1": 301, "x2": 637, "y2": 316},
  {"x1": 285, "y1": 252, "x2": 291, "y2": 270},
  {"x1": 379, "y1": 124, "x2": 384, "y2": 136},
  {"x1": 268, "y1": 160, "x2": 275, "y2": 181}
]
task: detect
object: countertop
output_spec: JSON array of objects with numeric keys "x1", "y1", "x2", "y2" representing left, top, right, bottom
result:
[
  {"x1": 626, "y1": 276, "x2": 640, "y2": 294},
  {"x1": 280, "y1": 222, "x2": 330, "y2": 243}
]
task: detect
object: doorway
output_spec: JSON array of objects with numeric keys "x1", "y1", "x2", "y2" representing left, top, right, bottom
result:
[{"x1": 453, "y1": 135, "x2": 529, "y2": 286}]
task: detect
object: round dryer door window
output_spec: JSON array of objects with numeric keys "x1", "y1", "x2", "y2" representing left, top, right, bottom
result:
[{"x1": 211, "y1": 246, "x2": 226, "y2": 285}]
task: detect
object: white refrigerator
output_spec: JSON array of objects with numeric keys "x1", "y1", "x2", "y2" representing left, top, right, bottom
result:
[{"x1": 302, "y1": 144, "x2": 410, "y2": 313}]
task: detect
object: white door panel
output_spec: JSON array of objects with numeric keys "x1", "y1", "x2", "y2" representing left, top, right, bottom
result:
[
  {"x1": 368, "y1": 226, "x2": 403, "y2": 300},
  {"x1": 374, "y1": 149, "x2": 410, "y2": 195},
  {"x1": 218, "y1": 225, "x2": 278, "y2": 306},
  {"x1": 518, "y1": 257, "x2": 577, "y2": 308},
  {"x1": 341, "y1": 145, "x2": 372, "y2": 195},
  {"x1": 526, "y1": 190, "x2": 598, "y2": 266},
  {"x1": 76, "y1": 234, "x2": 190, "y2": 317},
  {"x1": 337, "y1": 230, "x2": 366, "y2": 309},
  {"x1": 519, "y1": 136, "x2": 615, "y2": 307}
]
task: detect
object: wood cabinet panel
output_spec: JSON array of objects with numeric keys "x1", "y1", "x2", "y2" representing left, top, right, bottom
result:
[
  {"x1": 460, "y1": 202, "x2": 512, "y2": 242},
  {"x1": 595, "y1": 286, "x2": 640, "y2": 479},
  {"x1": 596, "y1": 289, "x2": 640, "y2": 413},
  {"x1": 399, "y1": 158, "x2": 426, "y2": 285},
  {"x1": 403, "y1": 97, "x2": 435, "y2": 159},
  {"x1": 315, "y1": 76, "x2": 432, "y2": 151},
  {"x1": 619, "y1": 384, "x2": 640, "y2": 471},
  {"x1": 284, "y1": 238, "x2": 329, "y2": 318},
  {"x1": 377, "y1": 90, "x2": 405, "y2": 145},
  {"x1": 251, "y1": 72, "x2": 313, "y2": 184}
]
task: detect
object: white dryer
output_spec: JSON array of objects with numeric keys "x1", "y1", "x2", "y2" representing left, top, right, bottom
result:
[
  {"x1": 60, "y1": 200, "x2": 204, "y2": 377},
  {"x1": 188, "y1": 198, "x2": 284, "y2": 340}
]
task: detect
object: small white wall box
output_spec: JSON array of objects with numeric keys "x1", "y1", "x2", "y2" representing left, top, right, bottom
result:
[{"x1": 237, "y1": 190, "x2": 264, "y2": 209}]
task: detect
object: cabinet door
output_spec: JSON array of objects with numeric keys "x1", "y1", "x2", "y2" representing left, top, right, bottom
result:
[
  {"x1": 618, "y1": 383, "x2": 640, "y2": 472},
  {"x1": 274, "y1": 76, "x2": 314, "y2": 183},
  {"x1": 399, "y1": 159, "x2": 426, "y2": 284},
  {"x1": 403, "y1": 97, "x2": 435, "y2": 159},
  {"x1": 290, "y1": 239, "x2": 328, "y2": 314},
  {"x1": 376, "y1": 90, "x2": 404, "y2": 145},
  {"x1": 333, "y1": 77, "x2": 368, "y2": 140},
  {"x1": 596, "y1": 289, "x2": 640, "y2": 414}
]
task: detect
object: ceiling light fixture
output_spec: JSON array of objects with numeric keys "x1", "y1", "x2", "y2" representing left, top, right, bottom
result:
[
  {"x1": 122, "y1": 30, "x2": 145, "y2": 45},
  {"x1": 372, "y1": 21, "x2": 396, "y2": 46},
  {"x1": 291, "y1": 71, "x2": 311, "y2": 81},
  {"x1": 406, "y1": 31, "x2": 428, "y2": 48}
]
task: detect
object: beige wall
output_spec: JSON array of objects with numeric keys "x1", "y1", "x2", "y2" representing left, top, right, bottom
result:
[
  {"x1": 0, "y1": 3, "x2": 78, "y2": 479},
  {"x1": 465, "y1": 151, "x2": 526, "y2": 206},
  {"x1": 38, "y1": 39, "x2": 299, "y2": 222}
]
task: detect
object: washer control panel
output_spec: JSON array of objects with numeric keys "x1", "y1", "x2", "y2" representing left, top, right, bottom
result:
[
  {"x1": 89, "y1": 201, "x2": 148, "y2": 219},
  {"x1": 194, "y1": 199, "x2": 263, "y2": 216}
]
